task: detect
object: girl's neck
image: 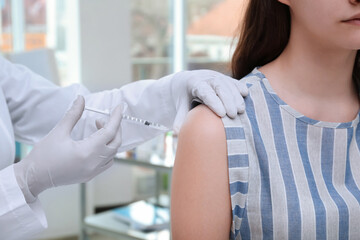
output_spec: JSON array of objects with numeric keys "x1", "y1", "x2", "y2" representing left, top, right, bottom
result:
[
  {"x1": 276, "y1": 41, "x2": 357, "y2": 99},
  {"x1": 260, "y1": 31, "x2": 359, "y2": 122}
]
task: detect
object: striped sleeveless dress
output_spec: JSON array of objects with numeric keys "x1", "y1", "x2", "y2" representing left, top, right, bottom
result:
[{"x1": 222, "y1": 68, "x2": 360, "y2": 240}]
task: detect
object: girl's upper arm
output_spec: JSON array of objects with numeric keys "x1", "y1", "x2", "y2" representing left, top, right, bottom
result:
[{"x1": 171, "y1": 104, "x2": 231, "y2": 240}]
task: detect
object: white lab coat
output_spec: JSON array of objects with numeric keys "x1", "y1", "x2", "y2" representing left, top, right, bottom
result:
[{"x1": 0, "y1": 56, "x2": 182, "y2": 239}]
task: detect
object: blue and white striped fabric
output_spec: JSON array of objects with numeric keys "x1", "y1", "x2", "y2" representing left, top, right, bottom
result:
[{"x1": 222, "y1": 68, "x2": 360, "y2": 240}]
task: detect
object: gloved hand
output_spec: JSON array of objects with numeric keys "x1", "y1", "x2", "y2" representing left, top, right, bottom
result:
[
  {"x1": 172, "y1": 70, "x2": 248, "y2": 132},
  {"x1": 14, "y1": 96, "x2": 123, "y2": 202}
]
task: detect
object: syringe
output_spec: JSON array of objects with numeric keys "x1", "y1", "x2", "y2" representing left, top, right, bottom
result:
[{"x1": 84, "y1": 106, "x2": 168, "y2": 131}]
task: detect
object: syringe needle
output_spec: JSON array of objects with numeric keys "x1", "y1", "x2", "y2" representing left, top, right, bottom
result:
[{"x1": 84, "y1": 106, "x2": 168, "y2": 131}]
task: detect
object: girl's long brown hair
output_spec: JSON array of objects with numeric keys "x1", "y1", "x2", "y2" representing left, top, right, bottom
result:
[{"x1": 231, "y1": 0, "x2": 360, "y2": 91}]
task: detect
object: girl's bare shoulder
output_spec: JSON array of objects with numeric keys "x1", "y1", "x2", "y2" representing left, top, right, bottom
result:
[{"x1": 181, "y1": 104, "x2": 226, "y2": 141}]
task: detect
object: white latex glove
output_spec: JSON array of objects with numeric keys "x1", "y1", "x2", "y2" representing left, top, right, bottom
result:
[
  {"x1": 172, "y1": 70, "x2": 248, "y2": 132},
  {"x1": 14, "y1": 96, "x2": 123, "y2": 202}
]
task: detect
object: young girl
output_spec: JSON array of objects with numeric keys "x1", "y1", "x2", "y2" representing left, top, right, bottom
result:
[{"x1": 171, "y1": 0, "x2": 360, "y2": 239}]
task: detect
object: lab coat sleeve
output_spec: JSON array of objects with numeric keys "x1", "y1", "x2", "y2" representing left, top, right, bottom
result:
[
  {"x1": 0, "y1": 165, "x2": 47, "y2": 240},
  {"x1": 0, "y1": 56, "x2": 90, "y2": 145},
  {"x1": 0, "y1": 53, "x2": 178, "y2": 148},
  {"x1": 75, "y1": 73, "x2": 180, "y2": 152}
]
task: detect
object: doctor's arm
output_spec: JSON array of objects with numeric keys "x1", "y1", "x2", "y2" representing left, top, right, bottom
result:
[
  {"x1": 80, "y1": 70, "x2": 248, "y2": 152},
  {"x1": 0, "y1": 55, "x2": 248, "y2": 148}
]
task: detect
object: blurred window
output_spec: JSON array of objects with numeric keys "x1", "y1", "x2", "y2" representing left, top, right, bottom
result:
[
  {"x1": 24, "y1": 0, "x2": 46, "y2": 50},
  {"x1": 0, "y1": 0, "x2": 77, "y2": 86},
  {"x1": 187, "y1": 0, "x2": 244, "y2": 75},
  {"x1": 0, "y1": 0, "x2": 246, "y2": 82},
  {"x1": 130, "y1": 0, "x2": 246, "y2": 79},
  {"x1": 0, "y1": 0, "x2": 47, "y2": 52},
  {"x1": 0, "y1": 0, "x2": 13, "y2": 52},
  {"x1": 131, "y1": 0, "x2": 171, "y2": 81}
]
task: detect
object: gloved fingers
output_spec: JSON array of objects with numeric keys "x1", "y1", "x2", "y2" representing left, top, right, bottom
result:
[
  {"x1": 213, "y1": 82, "x2": 239, "y2": 118},
  {"x1": 237, "y1": 81, "x2": 249, "y2": 97},
  {"x1": 194, "y1": 83, "x2": 226, "y2": 117},
  {"x1": 92, "y1": 147, "x2": 116, "y2": 172},
  {"x1": 106, "y1": 106, "x2": 123, "y2": 148},
  {"x1": 97, "y1": 147, "x2": 116, "y2": 170},
  {"x1": 97, "y1": 144, "x2": 118, "y2": 156},
  {"x1": 57, "y1": 96, "x2": 85, "y2": 135},
  {"x1": 210, "y1": 76, "x2": 247, "y2": 117},
  {"x1": 105, "y1": 105, "x2": 123, "y2": 148},
  {"x1": 99, "y1": 158, "x2": 114, "y2": 172},
  {"x1": 236, "y1": 97, "x2": 246, "y2": 114},
  {"x1": 173, "y1": 96, "x2": 190, "y2": 134},
  {"x1": 107, "y1": 125, "x2": 122, "y2": 149},
  {"x1": 95, "y1": 118, "x2": 107, "y2": 130},
  {"x1": 82, "y1": 156, "x2": 114, "y2": 183},
  {"x1": 234, "y1": 82, "x2": 248, "y2": 114},
  {"x1": 225, "y1": 79, "x2": 246, "y2": 116},
  {"x1": 88, "y1": 104, "x2": 123, "y2": 146}
]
